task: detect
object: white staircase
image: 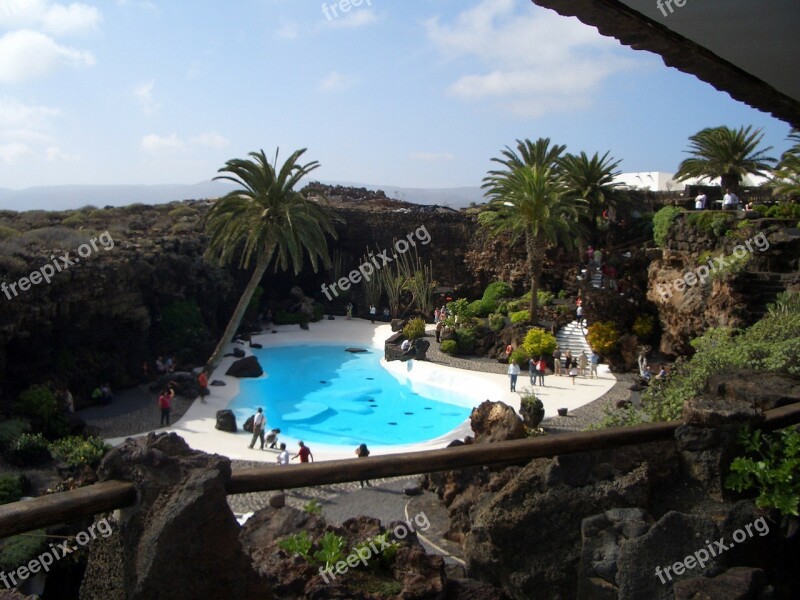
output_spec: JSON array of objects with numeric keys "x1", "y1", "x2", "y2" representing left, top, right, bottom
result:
[
  {"x1": 555, "y1": 320, "x2": 593, "y2": 358},
  {"x1": 590, "y1": 271, "x2": 603, "y2": 289}
]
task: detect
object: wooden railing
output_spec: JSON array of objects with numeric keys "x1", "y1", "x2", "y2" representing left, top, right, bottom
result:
[{"x1": 1, "y1": 402, "x2": 799, "y2": 539}]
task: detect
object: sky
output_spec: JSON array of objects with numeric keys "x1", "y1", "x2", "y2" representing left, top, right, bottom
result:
[{"x1": 0, "y1": 0, "x2": 794, "y2": 197}]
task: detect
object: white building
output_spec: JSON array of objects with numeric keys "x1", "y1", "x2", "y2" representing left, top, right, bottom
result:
[{"x1": 613, "y1": 171, "x2": 770, "y2": 192}]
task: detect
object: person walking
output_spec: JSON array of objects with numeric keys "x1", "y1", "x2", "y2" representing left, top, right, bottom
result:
[
  {"x1": 292, "y1": 441, "x2": 314, "y2": 463},
  {"x1": 276, "y1": 443, "x2": 290, "y2": 466},
  {"x1": 578, "y1": 351, "x2": 588, "y2": 377},
  {"x1": 369, "y1": 305, "x2": 376, "y2": 323},
  {"x1": 356, "y1": 443, "x2": 371, "y2": 488},
  {"x1": 568, "y1": 358, "x2": 579, "y2": 385},
  {"x1": 529, "y1": 357, "x2": 538, "y2": 385},
  {"x1": 553, "y1": 346, "x2": 562, "y2": 376},
  {"x1": 158, "y1": 388, "x2": 174, "y2": 426},
  {"x1": 248, "y1": 407, "x2": 266, "y2": 450},
  {"x1": 576, "y1": 304, "x2": 585, "y2": 325},
  {"x1": 564, "y1": 349, "x2": 573, "y2": 371},
  {"x1": 590, "y1": 351, "x2": 599, "y2": 378},
  {"x1": 508, "y1": 361, "x2": 520, "y2": 392}
]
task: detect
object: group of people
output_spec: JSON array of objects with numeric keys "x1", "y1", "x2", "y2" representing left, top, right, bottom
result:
[
  {"x1": 433, "y1": 305, "x2": 449, "y2": 323},
  {"x1": 508, "y1": 347, "x2": 600, "y2": 391},
  {"x1": 695, "y1": 188, "x2": 751, "y2": 211}
]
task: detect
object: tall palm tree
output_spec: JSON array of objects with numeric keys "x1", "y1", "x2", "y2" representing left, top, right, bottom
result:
[
  {"x1": 771, "y1": 129, "x2": 800, "y2": 200},
  {"x1": 558, "y1": 150, "x2": 626, "y2": 241},
  {"x1": 203, "y1": 148, "x2": 340, "y2": 373},
  {"x1": 490, "y1": 137, "x2": 566, "y2": 173},
  {"x1": 482, "y1": 141, "x2": 581, "y2": 322},
  {"x1": 674, "y1": 125, "x2": 776, "y2": 191}
]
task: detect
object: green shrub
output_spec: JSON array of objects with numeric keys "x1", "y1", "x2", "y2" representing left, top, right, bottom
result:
[
  {"x1": 277, "y1": 531, "x2": 313, "y2": 559},
  {"x1": 312, "y1": 302, "x2": 325, "y2": 322},
  {"x1": 557, "y1": 289, "x2": 568, "y2": 299},
  {"x1": 168, "y1": 205, "x2": 195, "y2": 218},
  {"x1": 509, "y1": 347, "x2": 530, "y2": 365},
  {"x1": 313, "y1": 531, "x2": 347, "y2": 570},
  {"x1": 632, "y1": 314, "x2": 655, "y2": 339},
  {"x1": 496, "y1": 300, "x2": 509, "y2": 315},
  {"x1": 0, "y1": 419, "x2": 30, "y2": 452},
  {"x1": 455, "y1": 328, "x2": 476, "y2": 354},
  {"x1": 15, "y1": 385, "x2": 67, "y2": 439},
  {"x1": 304, "y1": 499, "x2": 323, "y2": 515},
  {"x1": 586, "y1": 322, "x2": 619, "y2": 355},
  {"x1": 537, "y1": 290, "x2": 555, "y2": 307},
  {"x1": 488, "y1": 313, "x2": 506, "y2": 331},
  {"x1": 643, "y1": 297, "x2": 800, "y2": 422},
  {"x1": 468, "y1": 297, "x2": 496, "y2": 317},
  {"x1": 506, "y1": 299, "x2": 527, "y2": 313},
  {"x1": 403, "y1": 317, "x2": 426, "y2": 340},
  {"x1": 154, "y1": 299, "x2": 212, "y2": 362},
  {"x1": 482, "y1": 281, "x2": 513, "y2": 303},
  {"x1": 652, "y1": 206, "x2": 682, "y2": 247},
  {"x1": 50, "y1": 436, "x2": 110, "y2": 469},
  {"x1": 509, "y1": 310, "x2": 529, "y2": 324},
  {"x1": 519, "y1": 391, "x2": 545, "y2": 428},
  {"x1": 726, "y1": 427, "x2": 800, "y2": 516},
  {"x1": 0, "y1": 225, "x2": 20, "y2": 240},
  {"x1": 522, "y1": 328, "x2": 557, "y2": 357},
  {"x1": 7, "y1": 433, "x2": 51, "y2": 466},
  {"x1": 0, "y1": 530, "x2": 47, "y2": 573},
  {"x1": 440, "y1": 340, "x2": 458, "y2": 355},
  {"x1": 0, "y1": 475, "x2": 25, "y2": 505},
  {"x1": 61, "y1": 213, "x2": 85, "y2": 227},
  {"x1": 686, "y1": 211, "x2": 735, "y2": 237},
  {"x1": 446, "y1": 298, "x2": 472, "y2": 318},
  {"x1": 765, "y1": 202, "x2": 800, "y2": 220}
]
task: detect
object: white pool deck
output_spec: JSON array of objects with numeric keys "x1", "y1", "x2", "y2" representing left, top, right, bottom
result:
[{"x1": 108, "y1": 319, "x2": 616, "y2": 462}]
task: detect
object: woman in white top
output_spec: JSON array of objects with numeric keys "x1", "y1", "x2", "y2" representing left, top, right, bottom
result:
[{"x1": 508, "y1": 361, "x2": 521, "y2": 392}]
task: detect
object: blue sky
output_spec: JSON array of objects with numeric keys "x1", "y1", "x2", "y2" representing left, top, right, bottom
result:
[{"x1": 0, "y1": 0, "x2": 794, "y2": 194}]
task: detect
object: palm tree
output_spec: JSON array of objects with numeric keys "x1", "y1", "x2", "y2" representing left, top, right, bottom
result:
[
  {"x1": 203, "y1": 148, "x2": 340, "y2": 373},
  {"x1": 490, "y1": 137, "x2": 566, "y2": 173},
  {"x1": 674, "y1": 125, "x2": 776, "y2": 192},
  {"x1": 558, "y1": 150, "x2": 626, "y2": 241},
  {"x1": 771, "y1": 129, "x2": 800, "y2": 200},
  {"x1": 482, "y1": 139, "x2": 581, "y2": 322}
]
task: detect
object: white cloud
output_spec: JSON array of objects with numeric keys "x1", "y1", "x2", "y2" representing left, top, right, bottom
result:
[
  {"x1": 0, "y1": 96, "x2": 60, "y2": 128},
  {"x1": 45, "y1": 145, "x2": 78, "y2": 161},
  {"x1": 326, "y1": 8, "x2": 378, "y2": 29},
  {"x1": 0, "y1": 1, "x2": 101, "y2": 36},
  {"x1": 190, "y1": 132, "x2": 229, "y2": 149},
  {"x1": 426, "y1": 0, "x2": 636, "y2": 117},
  {"x1": 410, "y1": 152, "x2": 455, "y2": 162},
  {"x1": 275, "y1": 20, "x2": 298, "y2": 40},
  {"x1": 134, "y1": 80, "x2": 158, "y2": 115},
  {"x1": 0, "y1": 141, "x2": 32, "y2": 163},
  {"x1": 0, "y1": 29, "x2": 95, "y2": 82},
  {"x1": 141, "y1": 133, "x2": 183, "y2": 153},
  {"x1": 318, "y1": 70, "x2": 353, "y2": 93},
  {"x1": 141, "y1": 132, "x2": 229, "y2": 153}
]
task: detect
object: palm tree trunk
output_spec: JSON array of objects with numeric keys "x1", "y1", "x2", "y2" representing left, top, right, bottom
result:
[
  {"x1": 525, "y1": 231, "x2": 545, "y2": 323},
  {"x1": 205, "y1": 251, "x2": 270, "y2": 374}
]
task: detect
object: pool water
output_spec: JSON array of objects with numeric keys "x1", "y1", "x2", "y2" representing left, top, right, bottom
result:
[{"x1": 227, "y1": 344, "x2": 472, "y2": 446}]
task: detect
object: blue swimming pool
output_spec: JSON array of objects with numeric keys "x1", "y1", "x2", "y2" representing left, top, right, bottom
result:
[{"x1": 227, "y1": 344, "x2": 472, "y2": 446}]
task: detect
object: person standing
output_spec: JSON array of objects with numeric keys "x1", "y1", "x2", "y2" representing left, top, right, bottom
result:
[
  {"x1": 576, "y1": 304, "x2": 585, "y2": 325},
  {"x1": 578, "y1": 351, "x2": 588, "y2": 377},
  {"x1": 536, "y1": 356, "x2": 546, "y2": 386},
  {"x1": 369, "y1": 305, "x2": 376, "y2": 323},
  {"x1": 564, "y1": 349, "x2": 573, "y2": 370},
  {"x1": 723, "y1": 188, "x2": 739, "y2": 210},
  {"x1": 292, "y1": 441, "x2": 314, "y2": 463},
  {"x1": 590, "y1": 351, "x2": 599, "y2": 378},
  {"x1": 434, "y1": 307, "x2": 440, "y2": 323},
  {"x1": 248, "y1": 407, "x2": 266, "y2": 450},
  {"x1": 694, "y1": 192, "x2": 707, "y2": 210},
  {"x1": 197, "y1": 370, "x2": 209, "y2": 401},
  {"x1": 553, "y1": 346, "x2": 562, "y2": 376},
  {"x1": 346, "y1": 302, "x2": 353, "y2": 320},
  {"x1": 528, "y1": 357, "x2": 538, "y2": 385},
  {"x1": 276, "y1": 443, "x2": 290, "y2": 466},
  {"x1": 508, "y1": 361, "x2": 520, "y2": 392},
  {"x1": 355, "y1": 443, "x2": 371, "y2": 488},
  {"x1": 158, "y1": 388, "x2": 174, "y2": 426},
  {"x1": 435, "y1": 319, "x2": 444, "y2": 343}
]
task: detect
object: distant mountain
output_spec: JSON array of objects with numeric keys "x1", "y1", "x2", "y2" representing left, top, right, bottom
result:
[{"x1": 0, "y1": 180, "x2": 486, "y2": 212}]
